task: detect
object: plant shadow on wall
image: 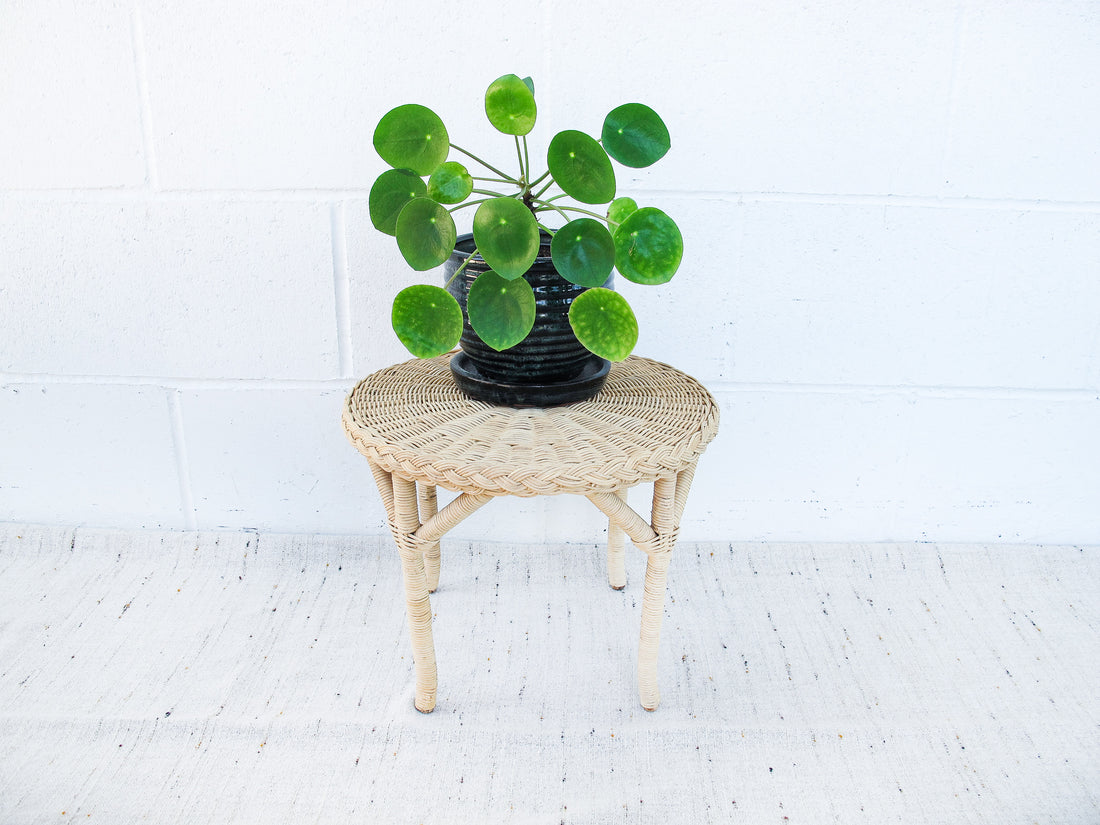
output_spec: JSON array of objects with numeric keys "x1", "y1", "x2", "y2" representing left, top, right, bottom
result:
[{"x1": 370, "y1": 74, "x2": 682, "y2": 406}]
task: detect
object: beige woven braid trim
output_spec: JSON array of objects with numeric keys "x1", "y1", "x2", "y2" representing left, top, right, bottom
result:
[{"x1": 343, "y1": 354, "x2": 720, "y2": 498}]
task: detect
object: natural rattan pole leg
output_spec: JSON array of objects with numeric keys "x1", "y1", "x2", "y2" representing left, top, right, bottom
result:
[
  {"x1": 637, "y1": 551, "x2": 672, "y2": 710},
  {"x1": 391, "y1": 475, "x2": 438, "y2": 713},
  {"x1": 417, "y1": 484, "x2": 441, "y2": 592},
  {"x1": 637, "y1": 472, "x2": 688, "y2": 711},
  {"x1": 607, "y1": 488, "x2": 629, "y2": 590},
  {"x1": 367, "y1": 462, "x2": 396, "y2": 524}
]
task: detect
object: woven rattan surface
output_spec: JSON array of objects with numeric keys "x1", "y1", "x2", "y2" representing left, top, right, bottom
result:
[{"x1": 343, "y1": 354, "x2": 720, "y2": 498}]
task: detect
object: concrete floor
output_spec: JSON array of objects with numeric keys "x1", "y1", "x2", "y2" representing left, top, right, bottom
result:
[{"x1": 1, "y1": 523, "x2": 1097, "y2": 824}]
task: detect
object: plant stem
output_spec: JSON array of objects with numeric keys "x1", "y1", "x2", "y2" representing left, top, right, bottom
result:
[
  {"x1": 547, "y1": 203, "x2": 616, "y2": 224},
  {"x1": 534, "y1": 202, "x2": 573, "y2": 225},
  {"x1": 532, "y1": 178, "x2": 555, "y2": 200},
  {"x1": 450, "y1": 143, "x2": 519, "y2": 184},
  {"x1": 472, "y1": 175, "x2": 518, "y2": 185},
  {"x1": 444, "y1": 252, "x2": 476, "y2": 289},
  {"x1": 529, "y1": 169, "x2": 550, "y2": 187},
  {"x1": 522, "y1": 136, "x2": 531, "y2": 185},
  {"x1": 447, "y1": 197, "x2": 497, "y2": 213},
  {"x1": 514, "y1": 137, "x2": 526, "y2": 184},
  {"x1": 471, "y1": 188, "x2": 508, "y2": 198}
]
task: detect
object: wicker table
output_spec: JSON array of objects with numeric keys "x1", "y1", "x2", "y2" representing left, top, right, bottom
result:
[{"x1": 342, "y1": 353, "x2": 719, "y2": 712}]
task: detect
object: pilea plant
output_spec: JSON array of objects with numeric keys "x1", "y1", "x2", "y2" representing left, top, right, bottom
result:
[{"x1": 370, "y1": 74, "x2": 682, "y2": 363}]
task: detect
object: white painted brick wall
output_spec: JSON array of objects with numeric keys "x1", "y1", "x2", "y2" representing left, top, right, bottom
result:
[
  {"x1": 728, "y1": 203, "x2": 1100, "y2": 389},
  {"x1": 2, "y1": 0, "x2": 1098, "y2": 543},
  {"x1": 0, "y1": 2, "x2": 145, "y2": 189},
  {"x1": 0, "y1": 200, "x2": 340, "y2": 378},
  {"x1": 0, "y1": 384, "x2": 183, "y2": 527},
  {"x1": 179, "y1": 387, "x2": 378, "y2": 533}
]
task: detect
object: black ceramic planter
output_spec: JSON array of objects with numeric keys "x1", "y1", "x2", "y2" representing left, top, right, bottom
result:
[{"x1": 444, "y1": 233, "x2": 612, "y2": 407}]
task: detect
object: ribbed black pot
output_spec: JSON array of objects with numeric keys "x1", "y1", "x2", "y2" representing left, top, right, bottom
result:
[{"x1": 444, "y1": 233, "x2": 612, "y2": 407}]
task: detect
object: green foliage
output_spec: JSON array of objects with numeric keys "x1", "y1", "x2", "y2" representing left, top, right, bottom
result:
[
  {"x1": 373, "y1": 104, "x2": 449, "y2": 176},
  {"x1": 468, "y1": 270, "x2": 536, "y2": 351},
  {"x1": 395, "y1": 197, "x2": 457, "y2": 271},
  {"x1": 550, "y1": 219, "x2": 615, "y2": 287},
  {"x1": 568, "y1": 288, "x2": 638, "y2": 362},
  {"x1": 372, "y1": 75, "x2": 682, "y2": 362},
  {"x1": 472, "y1": 198, "x2": 540, "y2": 280},
  {"x1": 607, "y1": 196, "x2": 639, "y2": 228},
  {"x1": 484, "y1": 74, "x2": 537, "y2": 136},
  {"x1": 602, "y1": 103, "x2": 671, "y2": 168},
  {"x1": 391, "y1": 285, "x2": 463, "y2": 358},
  {"x1": 613, "y1": 207, "x2": 683, "y2": 285},
  {"x1": 370, "y1": 169, "x2": 426, "y2": 236},
  {"x1": 547, "y1": 130, "x2": 616, "y2": 205},
  {"x1": 427, "y1": 162, "x2": 473, "y2": 204}
]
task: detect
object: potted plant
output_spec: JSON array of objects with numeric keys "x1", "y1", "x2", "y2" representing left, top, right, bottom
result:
[{"x1": 369, "y1": 73, "x2": 682, "y2": 405}]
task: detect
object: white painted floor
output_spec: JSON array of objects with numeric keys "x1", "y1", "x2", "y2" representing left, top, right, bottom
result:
[{"x1": 1, "y1": 524, "x2": 1097, "y2": 824}]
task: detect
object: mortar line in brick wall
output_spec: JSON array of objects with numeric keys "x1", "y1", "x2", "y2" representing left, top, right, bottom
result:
[
  {"x1": 0, "y1": 374, "x2": 357, "y2": 391},
  {"x1": 707, "y1": 381, "x2": 1100, "y2": 401},
  {"x1": 2, "y1": 189, "x2": 1100, "y2": 213},
  {"x1": 0, "y1": 190, "x2": 358, "y2": 201},
  {"x1": 167, "y1": 389, "x2": 197, "y2": 530},
  {"x1": 130, "y1": 6, "x2": 159, "y2": 192},
  {"x1": 330, "y1": 202, "x2": 353, "y2": 378},
  {"x1": 700, "y1": 192, "x2": 1100, "y2": 213},
  {"x1": 2, "y1": 371, "x2": 1095, "y2": 401}
]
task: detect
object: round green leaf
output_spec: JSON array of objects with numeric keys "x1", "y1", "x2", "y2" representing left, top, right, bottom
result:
[
  {"x1": 602, "y1": 103, "x2": 670, "y2": 168},
  {"x1": 374, "y1": 104, "x2": 449, "y2": 176},
  {"x1": 550, "y1": 219, "x2": 615, "y2": 287},
  {"x1": 391, "y1": 285, "x2": 463, "y2": 358},
  {"x1": 369, "y1": 168, "x2": 427, "y2": 236},
  {"x1": 606, "y1": 196, "x2": 638, "y2": 229},
  {"x1": 568, "y1": 288, "x2": 638, "y2": 362},
  {"x1": 546, "y1": 130, "x2": 616, "y2": 205},
  {"x1": 395, "y1": 197, "x2": 458, "y2": 271},
  {"x1": 468, "y1": 270, "x2": 536, "y2": 351},
  {"x1": 472, "y1": 197, "x2": 539, "y2": 280},
  {"x1": 427, "y1": 161, "x2": 473, "y2": 204},
  {"x1": 485, "y1": 74, "x2": 537, "y2": 136},
  {"x1": 613, "y1": 207, "x2": 683, "y2": 285}
]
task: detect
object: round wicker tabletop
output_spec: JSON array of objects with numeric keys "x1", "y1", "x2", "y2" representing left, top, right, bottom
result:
[{"x1": 343, "y1": 354, "x2": 720, "y2": 498}]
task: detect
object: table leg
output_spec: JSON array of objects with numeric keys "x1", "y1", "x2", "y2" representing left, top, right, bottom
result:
[
  {"x1": 606, "y1": 488, "x2": 628, "y2": 590},
  {"x1": 392, "y1": 475, "x2": 438, "y2": 713},
  {"x1": 366, "y1": 462, "x2": 493, "y2": 714},
  {"x1": 636, "y1": 475, "x2": 678, "y2": 710},
  {"x1": 417, "y1": 484, "x2": 440, "y2": 592},
  {"x1": 637, "y1": 549, "x2": 672, "y2": 710},
  {"x1": 584, "y1": 465, "x2": 699, "y2": 711}
]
